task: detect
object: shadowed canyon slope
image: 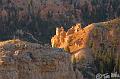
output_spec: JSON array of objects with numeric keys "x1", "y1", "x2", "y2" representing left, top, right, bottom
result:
[
  {"x1": 0, "y1": 0, "x2": 120, "y2": 43},
  {"x1": 0, "y1": 39, "x2": 84, "y2": 79}
]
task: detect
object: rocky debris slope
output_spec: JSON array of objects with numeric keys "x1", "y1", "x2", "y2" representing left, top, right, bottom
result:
[{"x1": 0, "y1": 39, "x2": 83, "y2": 79}]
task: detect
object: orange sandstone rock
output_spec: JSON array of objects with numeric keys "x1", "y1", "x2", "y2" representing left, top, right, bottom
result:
[{"x1": 51, "y1": 18, "x2": 120, "y2": 54}]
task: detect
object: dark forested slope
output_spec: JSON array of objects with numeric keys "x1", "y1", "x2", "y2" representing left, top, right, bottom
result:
[{"x1": 0, "y1": 0, "x2": 120, "y2": 43}]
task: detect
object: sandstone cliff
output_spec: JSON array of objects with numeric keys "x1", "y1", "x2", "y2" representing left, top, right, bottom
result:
[
  {"x1": 0, "y1": 39, "x2": 83, "y2": 79},
  {"x1": 51, "y1": 18, "x2": 120, "y2": 78},
  {"x1": 51, "y1": 18, "x2": 120, "y2": 54}
]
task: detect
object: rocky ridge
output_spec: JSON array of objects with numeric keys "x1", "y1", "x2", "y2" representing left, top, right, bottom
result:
[{"x1": 0, "y1": 39, "x2": 83, "y2": 79}]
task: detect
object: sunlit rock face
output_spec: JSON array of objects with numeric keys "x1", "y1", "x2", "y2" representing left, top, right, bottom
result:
[
  {"x1": 51, "y1": 18, "x2": 120, "y2": 55},
  {"x1": 51, "y1": 23, "x2": 90, "y2": 53},
  {"x1": 51, "y1": 18, "x2": 120, "y2": 74},
  {"x1": 0, "y1": 39, "x2": 82, "y2": 79}
]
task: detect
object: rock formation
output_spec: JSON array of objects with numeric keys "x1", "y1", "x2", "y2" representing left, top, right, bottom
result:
[
  {"x1": 0, "y1": 39, "x2": 84, "y2": 79},
  {"x1": 51, "y1": 18, "x2": 120, "y2": 78},
  {"x1": 51, "y1": 18, "x2": 120, "y2": 54}
]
